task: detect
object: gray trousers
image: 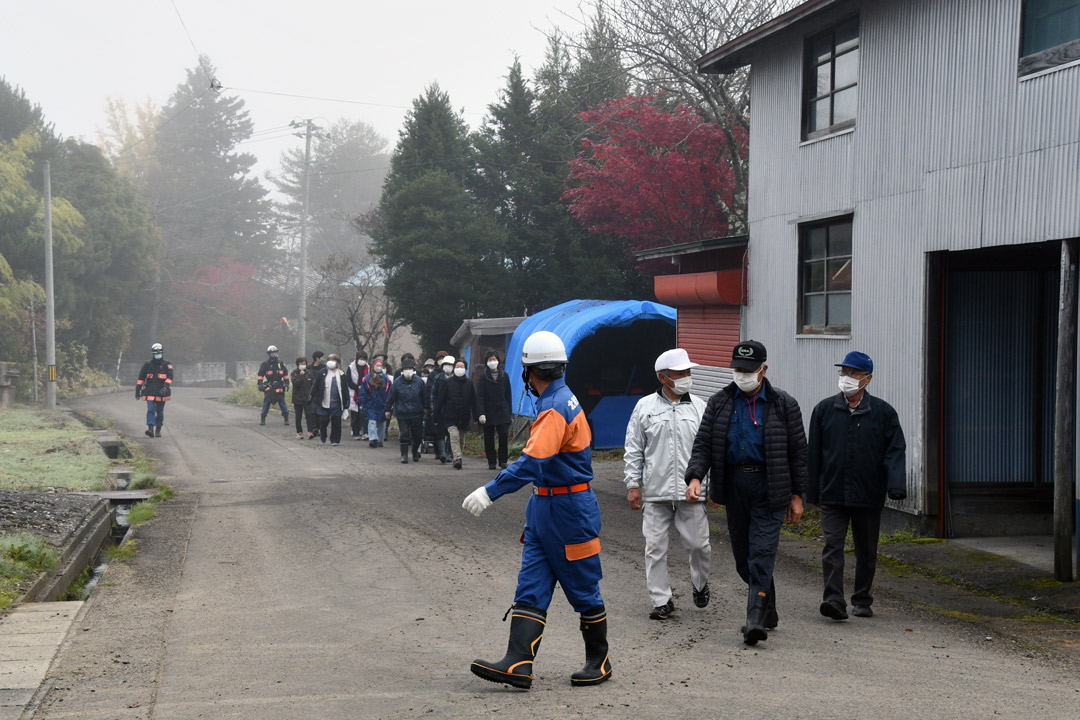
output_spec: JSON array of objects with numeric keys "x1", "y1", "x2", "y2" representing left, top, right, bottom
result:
[
  {"x1": 642, "y1": 501, "x2": 712, "y2": 607},
  {"x1": 820, "y1": 505, "x2": 882, "y2": 609}
]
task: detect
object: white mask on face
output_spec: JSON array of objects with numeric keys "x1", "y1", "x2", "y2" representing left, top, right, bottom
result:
[
  {"x1": 403, "y1": 369, "x2": 415, "y2": 379},
  {"x1": 838, "y1": 375, "x2": 864, "y2": 397},
  {"x1": 326, "y1": 360, "x2": 338, "y2": 370},
  {"x1": 454, "y1": 367, "x2": 466, "y2": 377},
  {"x1": 732, "y1": 369, "x2": 761, "y2": 394},
  {"x1": 374, "y1": 366, "x2": 384, "y2": 374},
  {"x1": 487, "y1": 360, "x2": 499, "y2": 370},
  {"x1": 443, "y1": 366, "x2": 453, "y2": 376},
  {"x1": 298, "y1": 364, "x2": 307, "y2": 371},
  {"x1": 669, "y1": 376, "x2": 693, "y2": 395}
]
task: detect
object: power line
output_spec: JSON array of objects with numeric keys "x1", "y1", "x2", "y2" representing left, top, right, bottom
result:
[
  {"x1": 170, "y1": 0, "x2": 215, "y2": 83},
  {"x1": 113, "y1": 85, "x2": 212, "y2": 157},
  {"x1": 228, "y1": 86, "x2": 485, "y2": 117}
]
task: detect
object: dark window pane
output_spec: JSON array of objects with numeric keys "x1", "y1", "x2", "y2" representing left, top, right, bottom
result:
[
  {"x1": 810, "y1": 98, "x2": 831, "y2": 132},
  {"x1": 835, "y1": 19, "x2": 859, "y2": 53},
  {"x1": 828, "y1": 293, "x2": 852, "y2": 327},
  {"x1": 806, "y1": 227, "x2": 827, "y2": 258},
  {"x1": 811, "y1": 33, "x2": 833, "y2": 64},
  {"x1": 835, "y1": 48, "x2": 858, "y2": 88},
  {"x1": 1023, "y1": 1, "x2": 1080, "y2": 55},
  {"x1": 815, "y1": 62, "x2": 832, "y2": 96},
  {"x1": 828, "y1": 223, "x2": 852, "y2": 256},
  {"x1": 805, "y1": 261, "x2": 826, "y2": 293},
  {"x1": 804, "y1": 295, "x2": 826, "y2": 328},
  {"x1": 828, "y1": 258, "x2": 852, "y2": 291},
  {"x1": 834, "y1": 87, "x2": 857, "y2": 124}
]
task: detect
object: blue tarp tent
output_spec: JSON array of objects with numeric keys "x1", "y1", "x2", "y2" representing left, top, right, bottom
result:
[{"x1": 507, "y1": 299, "x2": 676, "y2": 449}]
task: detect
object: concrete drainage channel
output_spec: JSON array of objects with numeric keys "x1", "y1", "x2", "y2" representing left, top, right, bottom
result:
[{"x1": 17, "y1": 431, "x2": 158, "y2": 605}]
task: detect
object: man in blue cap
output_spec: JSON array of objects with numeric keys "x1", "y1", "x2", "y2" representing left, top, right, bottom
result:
[{"x1": 807, "y1": 351, "x2": 907, "y2": 621}]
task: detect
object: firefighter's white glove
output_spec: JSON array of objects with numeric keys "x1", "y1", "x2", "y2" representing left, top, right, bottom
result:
[
  {"x1": 463, "y1": 486, "x2": 493, "y2": 517},
  {"x1": 478, "y1": 415, "x2": 487, "y2": 424}
]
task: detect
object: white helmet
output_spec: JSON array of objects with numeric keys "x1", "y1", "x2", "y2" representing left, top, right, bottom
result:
[
  {"x1": 440, "y1": 355, "x2": 456, "y2": 367},
  {"x1": 267, "y1": 345, "x2": 278, "y2": 353},
  {"x1": 521, "y1": 331, "x2": 567, "y2": 366},
  {"x1": 151, "y1": 343, "x2": 163, "y2": 353}
]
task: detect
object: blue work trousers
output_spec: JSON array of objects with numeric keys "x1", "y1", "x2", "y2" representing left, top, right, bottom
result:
[
  {"x1": 261, "y1": 393, "x2": 288, "y2": 419},
  {"x1": 725, "y1": 469, "x2": 786, "y2": 595},
  {"x1": 145, "y1": 400, "x2": 165, "y2": 426},
  {"x1": 514, "y1": 489, "x2": 604, "y2": 614}
]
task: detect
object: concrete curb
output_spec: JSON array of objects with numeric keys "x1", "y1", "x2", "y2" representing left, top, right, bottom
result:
[{"x1": 18, "y1": 500, "x2": 112, "y2": 604}]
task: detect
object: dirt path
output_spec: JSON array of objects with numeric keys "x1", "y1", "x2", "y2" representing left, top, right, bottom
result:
[{"x1": 33, "y1": 389, "x2": 1080, "y2": 719}]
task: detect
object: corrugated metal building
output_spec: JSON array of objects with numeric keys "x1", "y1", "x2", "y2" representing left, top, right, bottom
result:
[{"x1": 696, "y1": 0, "x2": 1080, "y2": 548}]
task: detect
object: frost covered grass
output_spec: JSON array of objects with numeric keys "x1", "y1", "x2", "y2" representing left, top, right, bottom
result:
[
  {"x1": 0, "y1": 408, "x2": 108, "y2": 491},
  {"x1": 0, "y1": 532, "x2": 58, "y2": 611}
]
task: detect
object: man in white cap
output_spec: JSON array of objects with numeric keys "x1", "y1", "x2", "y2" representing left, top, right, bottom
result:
[{"x1": 624, "y1": 348, "x2": 712, "y2": 619}]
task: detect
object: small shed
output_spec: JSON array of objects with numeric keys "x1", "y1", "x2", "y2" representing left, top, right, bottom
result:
[
  {"x1": 450, "y1": 316, "x2": 526, "y2": 377},
  {"x1": 505, "y1": 299, "x2": 676, "y2": 449}
]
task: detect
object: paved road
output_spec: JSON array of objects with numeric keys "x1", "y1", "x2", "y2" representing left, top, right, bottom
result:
[{"x1": 35, "y1": 389, "x2": 1079, "y2": 719}]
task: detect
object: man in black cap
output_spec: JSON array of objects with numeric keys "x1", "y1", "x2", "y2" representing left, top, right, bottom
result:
[
  {"x1": 807, "y1": 351, "x2": 906, "y2": 621},
  {"x1": 684, "y1": 340, "x2": 807, "y2": 645}
]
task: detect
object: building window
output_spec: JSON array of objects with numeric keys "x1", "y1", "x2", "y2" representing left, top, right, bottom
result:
[
  {"x1": 799, "y1": 218, "x2": 852, "y2": 334},
  {"x1": 803, "y1": 18, "x2": 859, "y2": 140},
  {"x1": 1019, "y1": 0, "x2": 1080, "y2": 75}
]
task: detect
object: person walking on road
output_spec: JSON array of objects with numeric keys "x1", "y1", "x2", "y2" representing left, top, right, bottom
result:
[
  {"x1": 624, "y1": 348, "x2": 711, "y2": 620},
  {"x1": 476, "y1": 350, "x2": 512, "y2": 470},
  {"x1": 347, "y1": 352, "x2": 369, "y2": 440},
  {"x1": 290, "y1": 357, "x2": 315, "y2": 439},
  {"x1": 308, "y1": 353, "x2": 352, "y2": 446},
  {"x1": 462, "y1": 330, "x2": 612, "y2": 690},
  {"x1": 135, "y1": 342, "x2": 172, "y2": 438},
  {"x1": 437, "y1": 358, "x2": 476, "y2": 470},
  {"x1": 684, "y1": 340, "x2": 807, "y2": 646},
  {"x1": 428, "y1": 354, "x2": 454, "y2": 463},
  {"x1": 808, "y1": 351, "x2": 907, "y2": 621},
  {"x1": 258, "y1": 345, "x2": 290, "y2": 426},
  {"x1": 385, "y1": 357, "x2": 429, "y2": 464},
  {"x1": 359, "y1": 359, "x2": 391, "y2": 447}
]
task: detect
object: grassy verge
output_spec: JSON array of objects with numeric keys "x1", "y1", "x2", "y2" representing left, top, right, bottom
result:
[
  {"x1": 0, "y1": 532, "x2": 58, "y2": 611},
  {"x1": 0, "y1": 407, "x2": 109, "y2": 491},
  {"x1": 105, "y1": 538, "x2": 138, "y2": 563},
  {"x1": 221, "y1": 377, "x2": 264, "y2": 408},
  {"x1": 127, "y1": 485, "x2": 176, "y2": 527}
]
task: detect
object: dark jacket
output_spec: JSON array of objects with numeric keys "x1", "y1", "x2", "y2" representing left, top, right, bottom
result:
[
  {"x1": 307, "y1": 368, "x2": 355, "y2": 410},
  {"x1": 428, "y1": 371, "x2": 447, "y2": 421},
  {"x1": 684, "y1": 379, "x2": 809, "y2": 511},
  {"x1": 806, "y1": 392, "x2": 907, "y2": 508},
  {"x1": 386, "y1": 375, "x2": 429, "y2": 420},
  {"x1": 258, "y1": 358, "x2": 290, "y2": 396},
  {"x1": 476, "y1": 368, "x2": 512, "y2": 426},
  {"x1": 437, "y1": 374, "x2": 476, "y2": 429},
  {"x1": 290, "y1": 367, "x2": 313, "y2": 406},
  {"x1": 136, "y1": 358, "x2": 173, "y2": 401},
  {"x1": 359, "y1": 373, "x2": 392, "y2": 421}
]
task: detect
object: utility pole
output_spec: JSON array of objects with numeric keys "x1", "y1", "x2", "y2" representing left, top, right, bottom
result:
[
  {"x1": 1053, "y1": 239, "x2": 1077, "y2": 581},
  {"x1": 43, "y1": 161, "x2": 57, "y2": 410},
  {"x1": 297, "y1": 119, "x2": 313, "y2": 361},
  {"x1": 28, "y1": 298, "x2": 38, "y2": 403}
]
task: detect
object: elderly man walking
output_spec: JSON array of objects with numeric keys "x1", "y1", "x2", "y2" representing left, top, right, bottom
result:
[
  {"x1": 684, "y1": 340, "x2": 807, "y2": 645},
  {"x1": 808, "y1": 351, "x2": 907, "y2": 621},
  {"x1": 624, "y1": 348, "x2": 712, "y2": 620}
]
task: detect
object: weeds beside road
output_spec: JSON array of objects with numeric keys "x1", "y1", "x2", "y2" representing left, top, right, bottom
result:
[{"x1": 0, "y1": 408, "x2": 109, "y2": 491}]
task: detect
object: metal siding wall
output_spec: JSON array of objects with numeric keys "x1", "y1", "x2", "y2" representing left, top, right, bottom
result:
[
  {"x1": 679, "y1": 306, "x2": 741, "y2": 366},
  {"x1": 741, "y1": 0, "x2": 1080, "y2": 517},
  {"x1": 690, "y1": 365, "x2": 732, "y2": 402}
]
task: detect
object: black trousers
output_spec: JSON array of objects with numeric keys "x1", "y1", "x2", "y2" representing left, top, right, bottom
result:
[
  {"x1": 483, "y1": 422, "x2": 509, "y2": 465},
  {"x1": 318, "y1": 409, "x2": 342, "y2": 444},
  {"x1": 725, "y1": 469, "x2": 786, "y2": 596},
  {"x1": 293, "y1": 403, "x2": 314, "y2": 434},
  {"x1": 350, "y1": 408, "x2": 365, "y2": 436},
  {"x1": 820, "y1": 505, "x2": 882, "y2": 609},
  {"x1": 398, "y1": 416, "x2": 423, "y2": 456}
]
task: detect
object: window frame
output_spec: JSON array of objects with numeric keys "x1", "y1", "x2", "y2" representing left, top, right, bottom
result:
[
  {"x1": 1018, "y1": 0, "x2": 1080, "y2": 76},
  {"x1": 801, "y1": 17, "x2": 860, "y2": 141},
  {"x1": 797, "y1": 216, "x2": 854, "y2": 336}
]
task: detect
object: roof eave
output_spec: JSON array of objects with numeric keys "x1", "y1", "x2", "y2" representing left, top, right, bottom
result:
[{"x1": 633, "y1": 234, "x2": 749, "y2": 262}]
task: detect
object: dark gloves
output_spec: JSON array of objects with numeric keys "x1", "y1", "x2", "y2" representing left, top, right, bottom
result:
[
  {"x1": 160, "y1": 385, "x2": 171, "y2": 398},
  {"x1": 135, "y1": 389, "x2": 141, "y2": 400},
  {"x1": 258, "y1": 381, "x2": 266, "y2": 392}
]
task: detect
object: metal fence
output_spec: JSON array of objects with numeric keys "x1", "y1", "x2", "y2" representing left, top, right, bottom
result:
[{"x1": 118, "y1": 361, "x2": 258, "y2": 386}]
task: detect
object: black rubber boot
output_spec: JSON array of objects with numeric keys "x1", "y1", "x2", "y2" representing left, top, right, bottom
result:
[
  {"x1": 764, "y1": 579, "x2": 778, "y2": 630},
  {"x1": 470, "y1": 604, "x2": 546, "y2": 689},
  {"x1": 145, "y1": 425, "x2": 154, "y2": 438},
  {"x1": 154, "y1": 425, "x2": 162, "y2": 438},
  {"x1": 400, "y1": 443, "x2": 409, "y2": 464},
  {"x1": 260, "y1": 416, "x2": 266, "y2": 426},
  {"x1": 283, "y1": 414, "x2": 289, "y2": 425},
  {"x1": 743, "y1": 589, "x2": 769, "y2": 645},
  {"x1": 570, "y1": 606, "x2": 612, "y2": 686}
]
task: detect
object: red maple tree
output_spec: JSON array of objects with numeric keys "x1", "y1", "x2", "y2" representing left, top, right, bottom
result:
[
  {"x1": 173, "y1": 260, "x2": 259, "y2": 320},
  {"x1": 564, "y1": 96, "x2": 746, "y2": 251}
]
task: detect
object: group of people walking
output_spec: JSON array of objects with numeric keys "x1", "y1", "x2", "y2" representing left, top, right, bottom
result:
[
  {"x1": 461, "y1": 332, "x2": 905, "y2": 692},
  {"x1": 254, "y1": 345, "x2": 516, "y2": 469}
]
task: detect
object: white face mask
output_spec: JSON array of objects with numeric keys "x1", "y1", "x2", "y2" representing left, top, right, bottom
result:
[
  {"x1": 732, "y1": 369, "x2": 761, "y2": 394},
  {"x1": 326, "y1": 360, "x2": 338, "y2": 370},
  {"x1": 454, "y1": 367, "x2": 466, "y2": 377},
  {"x1": 443, "y1": 366, "x2": 453, "y2": 376},
  {"x1": 838, "y1": 375, "x2": 864, "y2": 397},
  {"x1": 669, "y1": 376, "x2": 693, "y2": 395},
  {"x1": 374, "y1": 366, "x2": 384, "y2": 374},
  {"x1": 487, "y1": 360, "x2": 499, "y2": 370},
  {"x1": 421, "y1": 376, "x2": 428, "y2": 384},
  {"x1": 403, "y1": 369, "x2": 415, "y2": 379},
  {"x1": 298, "y1": 364, "x2": 307, "y2": 371}
]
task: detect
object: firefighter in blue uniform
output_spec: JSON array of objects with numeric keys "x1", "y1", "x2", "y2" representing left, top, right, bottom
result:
[
  {"x1": 258, "y1": 345, "x2": 290, "y2": 426},
  {"x1": 135, "y1": 342, "x2": 172, "y2": 437},
  {"x1": 462, "y1": 331, "x2": 612, "y2": 690}
]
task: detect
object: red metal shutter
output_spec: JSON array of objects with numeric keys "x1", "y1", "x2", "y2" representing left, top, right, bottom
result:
[{"x1": 679, "y1": 306, "x2": 741, "y2": 366}]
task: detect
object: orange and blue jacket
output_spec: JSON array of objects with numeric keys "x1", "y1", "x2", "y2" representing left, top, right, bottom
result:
[
  {"x1": 137, "y1": 359, "x2": 173, "y2": 402},
  {"x1": 485, "y1": 377, "x2": 592, "y2": 500}
]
